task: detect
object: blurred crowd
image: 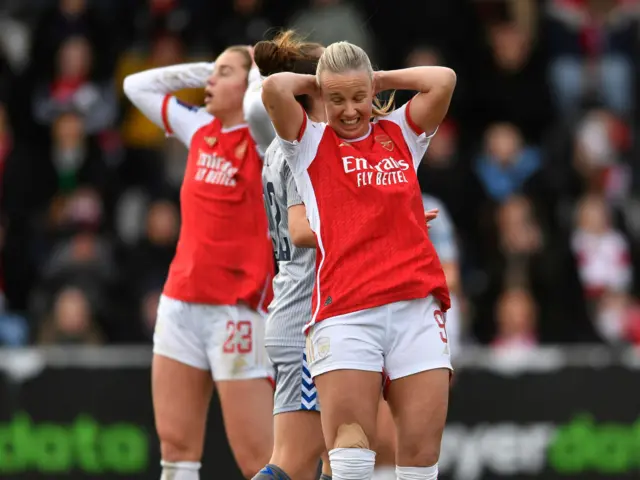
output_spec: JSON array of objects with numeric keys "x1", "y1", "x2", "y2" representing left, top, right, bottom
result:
[{"x1": 0, "y1": 0, "x2": 639, "y2": 350}]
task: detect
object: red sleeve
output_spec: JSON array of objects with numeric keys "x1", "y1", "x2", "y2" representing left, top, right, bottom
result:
[
  {"x1": 405, "y1": 98, "x2": 424, "y2": 136},
  {"x1": 161, "y1": 94, "x2": 174, "y2": 134},
  {"x1": 297, "y1": 103, "x2": 308, "y2": 142}
]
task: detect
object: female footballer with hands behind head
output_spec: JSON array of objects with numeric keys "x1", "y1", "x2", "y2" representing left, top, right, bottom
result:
[
  {"x1": 261, "y1": 41, "x2": 456, "y2": 480},
  {"x1": 124, "y1": 46, "x2": 275, "y2": 479}
]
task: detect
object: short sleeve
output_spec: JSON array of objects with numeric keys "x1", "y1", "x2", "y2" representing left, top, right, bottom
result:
[
  {"x1": 381, "y1": 100, "x2": 437, "y2": 170},
  {"x1": 163, "y1": 96, "x2": 212, "y2": 147},
  {"x1": 277, "y1": 109, "x2": 325, "y2": 176},
  {"x1": 422, "y1": 194, "x2": 458, "y2": 262},
  {"x1": 284, "y1": 163, "x2": 303, "y2": 207}
]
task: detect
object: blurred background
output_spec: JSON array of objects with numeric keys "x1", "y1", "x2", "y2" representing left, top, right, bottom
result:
[{"x1": 0, "y1": 0, "x2": 638, "y2": 479}]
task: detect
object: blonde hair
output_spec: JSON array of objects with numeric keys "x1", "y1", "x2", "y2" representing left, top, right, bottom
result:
[{"x1": 316, "y1": 41, "x2": 394, "y2": 118}]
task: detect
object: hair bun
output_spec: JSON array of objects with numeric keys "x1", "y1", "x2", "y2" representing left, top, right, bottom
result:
[{"x1": 254, "y1": 40, "x2": 282, "y2": 77}]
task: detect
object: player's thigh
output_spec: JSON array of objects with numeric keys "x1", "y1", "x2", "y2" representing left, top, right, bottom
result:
[
  {"x1": 216, "y1": 378, "x2": 274, "y2": 477},
  {"x1": 384, "y1": 296, "x2": 452, "y2": 466},
  {"x1": 306, "y1": 311, "x2": 386, "y2": 449},
  {"x1": 386, "y1": 369, "x2": 449, "y2": 466},
  {"x1": 153, "y1": 295, "x2": 210, "y2": 371},
  {"x1": 204, "y1": 303, "x2": 273, "y2": 383},
  {"x1": 375, "y1": 396, "x2": 397, "y2": 465},
  {"x1": 152, "y1": 354, "x2": 213, "y2": 461},
  {"x1": 152, "y1": 296, "x2": 213, "y2": 460}
]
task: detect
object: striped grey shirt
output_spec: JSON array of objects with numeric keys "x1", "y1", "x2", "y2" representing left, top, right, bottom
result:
[{"x1": 262, "y1": 139, "x2": 316, "y2": 347}]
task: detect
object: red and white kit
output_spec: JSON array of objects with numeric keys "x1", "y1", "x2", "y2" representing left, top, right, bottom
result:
[
  {"x1": 278, "y1": 100, "x2": 453, "y2": 380},
  {"x1": 124, "y1": 63, "x2": 274, "y2": 381}
]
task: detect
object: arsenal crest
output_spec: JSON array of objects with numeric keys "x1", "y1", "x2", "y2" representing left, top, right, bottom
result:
[
  {"x1": 375, "y1": 134, "x2": 394, "y2": 151},
  {"x1": 204, "y1": 136, "x2": 217, "y2": 147},
  {"x1": 235, "y1": 140, "x2": 248, "y2": 158}
]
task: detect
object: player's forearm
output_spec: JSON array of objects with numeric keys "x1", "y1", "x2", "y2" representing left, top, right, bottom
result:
[
  {"x1": 123, "y1": 62, "x2": 214, "y2": 99},
  {"x1": 375, "y1": 67, "x2": 456, "y2": 94},
  {"x1": 262, "y1": 72, "x2": 316, "y2": 101},
  {"x1": 262, "y1": 73, "x2": 316, "y2": 141}
]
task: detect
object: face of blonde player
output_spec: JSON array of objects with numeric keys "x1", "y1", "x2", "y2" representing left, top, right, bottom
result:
[
  {"x1": 319, "y1": 69, "x2": 373, "y2": 139},
  {"x1": 204, "y1": 50, "x2": 249, "y2": 117}
]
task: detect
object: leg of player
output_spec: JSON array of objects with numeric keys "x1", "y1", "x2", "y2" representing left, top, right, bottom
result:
[
  {"x1": 205, "y1": 304, "x2": 275, "y2": 478},
  {"x1": 306, "y1": 310, "x2": 390, "y2": 480},
  {"x1": 372, "y1": 398, "x2": 396, "y2": 480},
  {"x1": 385, "y1": 370, "x2": 449, "y2": 480},
  {"x1": 153, "y1": 355, "x2": 213, "y2": 480},
  {"x1": 313, "y1": 370, "x2": 381, "y2": 480},
  {"x1": 384, "y1": 296, "x2": 452, "y2": 480},
  {"x1": 217, "y1": 380, "x2": 274, "y2": 478},
  {"x1": 254, "y1": 410, "x2": 326, "y2": 480},
  {"x1": 253, "y1": 347, "x2": 328, "y2": 480}
]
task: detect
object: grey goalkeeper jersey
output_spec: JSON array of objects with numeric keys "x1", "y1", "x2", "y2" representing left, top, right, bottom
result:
[{"x1": 262, "y1": 139, "x2": 316, "y2": 347}]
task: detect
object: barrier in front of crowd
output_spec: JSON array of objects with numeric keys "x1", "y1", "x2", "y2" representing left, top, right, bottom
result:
[{"x1": 0, "y1": 345, "x2": 638, "y2": 480}]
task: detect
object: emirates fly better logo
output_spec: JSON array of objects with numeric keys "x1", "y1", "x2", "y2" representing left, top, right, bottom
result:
[{"x1": 341, "y1": 155, "x2": 411, "y2": 188}]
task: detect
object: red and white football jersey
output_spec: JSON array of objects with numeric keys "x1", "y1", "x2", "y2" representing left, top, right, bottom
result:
[
  {"x1": 279, "y1": 100, "x2": 450, "y2": 331},
  {"x1": 161, "y1": 96, "x2": 274, "y2": 311}
]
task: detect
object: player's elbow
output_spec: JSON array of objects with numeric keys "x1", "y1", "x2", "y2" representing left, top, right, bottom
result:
[
  {"x1": 261, "y1": 76, "x2": 278, "y2": 104},
  {"x1": 419, "y1": 67, "x2": 456, "y2": 95},
  {"x1": 437, "y1": 67, "x2": 456, "y2": 94},
  {"x1": 123, "y1": 74, "x2": 141, "y2": 100}
]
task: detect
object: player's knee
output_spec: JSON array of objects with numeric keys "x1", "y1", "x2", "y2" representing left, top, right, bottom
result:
[
  {"x1": 159, "y1": 433, "x2": 202, "y2": 463},
  {"x1": 400, "y1": 443, "x2": 440, "y2": 468},
  {"x1": 328, "y1": 426, "x2": 376, "y2": 479},
  {"x1": 333, "y1": 423, "x2": 370, "y2": 450},
  {"x1": 235, "y1": 445, "x2": 272, "y2": 479}
]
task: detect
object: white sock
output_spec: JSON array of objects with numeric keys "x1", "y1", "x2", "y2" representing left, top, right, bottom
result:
[
  {"x1": 329, "y1": 447, "x2": 376, "y2": 480},
  {"x1": 396, "y1": 464, "x2": 438, "y2": 480},
  {"x1": 160, "y1": 460, "x2": 201, "y2": 480},
  {"x1": 372, "y1": 466, "x2": 397, "y2": 479}
]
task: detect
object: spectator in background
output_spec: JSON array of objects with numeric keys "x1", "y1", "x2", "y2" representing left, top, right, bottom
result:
[
  {"x1": 32, "y1": 36, "x2": 117, "y2": 133},
  {"x1": 29, "y1": 0, "x2": 113, "y2": 80},
  {"x1": 572, "y1": 109, "x2": 631, "y2": 203},
  {"x1": 125, "y1": 199, "x2": 178, "y2": 315},
  {"x1": 30, "y1": 188, "x2": 117, "y2": 339},
  {"x1": 492, "y1": 287, "x2": 538, "y2": 349},
  {"x1": 47, "y1": 111, "x2": 110, "y2": 196},
  {"x1": 571, "y1": 194, "x2": 632, "y2": 300},
  {"x1": 594, "y1": 291, "x2": 640, "y2": 344},
  {"x1": 289, "y1": 0, "x2": 375, "y2": 62},
  {"x1": 546, "y1": 0, "x2": 637, "y2": 117},
  {"x1": 37, "y1": 286, "x2": 103, "y2": 345},
  {"x1": 475, "y1": 195, "x2": 591, "y2": 343},
  {"x1": 474, "y1": 123, "x2": 544, "y2": 204},
  {"x1": 471, "y1": 21, "x2": 552, "y2": 143},
  {"x1": 212, "y1": 0, "x2": 272, "y2": 53}
]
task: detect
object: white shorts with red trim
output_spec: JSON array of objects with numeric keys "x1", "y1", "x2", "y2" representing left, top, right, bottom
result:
[
  {"x1": 154, "y1": 295, "x2": 274, "y2": 382},
  {"x1": 305, "y1": 295, "x2": 453, "y2": 381}
]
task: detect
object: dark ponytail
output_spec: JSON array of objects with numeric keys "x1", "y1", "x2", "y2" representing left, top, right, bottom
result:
[{"x1": 254, "y1": 31, "x2": 323, "y2": 112}]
